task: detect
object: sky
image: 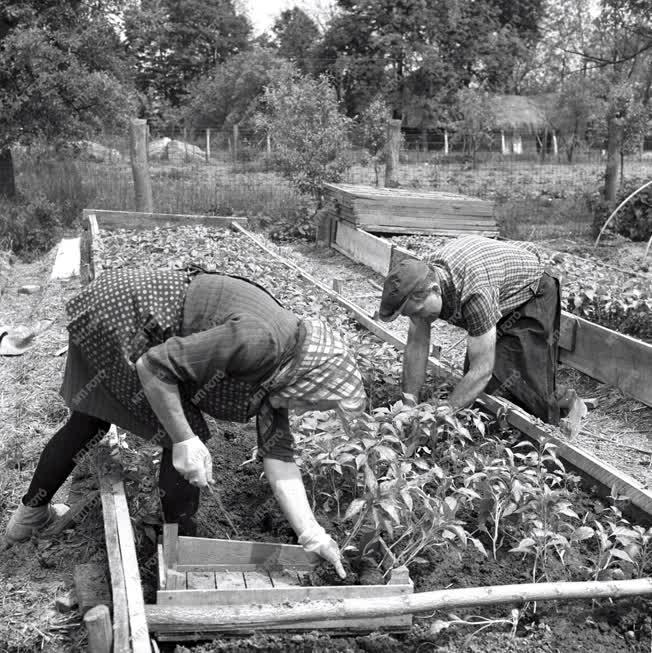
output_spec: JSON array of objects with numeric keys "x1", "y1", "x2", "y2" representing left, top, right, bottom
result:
[{"x1": 241, "y1": 0, "x2": 335, "y2": 35}]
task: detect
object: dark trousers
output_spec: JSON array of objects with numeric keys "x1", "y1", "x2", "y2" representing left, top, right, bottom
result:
[
  {"x1": 466, "y1": 273, "x2": 561, "y2": 425},
  {"x1": 22, "y1": 411, "x2": 200, "y2": 533}
]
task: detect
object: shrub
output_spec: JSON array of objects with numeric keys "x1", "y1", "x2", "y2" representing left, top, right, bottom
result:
[
  {"x1": 0, "y1": 194, "x2": 63, "y2": 260},
  {"x1": 592, "y1": 177, "x2": 652, "y2": 241}
]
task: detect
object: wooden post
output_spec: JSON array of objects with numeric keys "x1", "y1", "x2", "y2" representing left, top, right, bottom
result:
[
  {"x1": 129, "y1": 119, "x2": 153, "y2": 213},
  {"x1": 384, "y1": 119, "x2": 401, "y2": 188},
  {"x1": 552, "y1": 131, "x2": 558, "y2": 157},
  {"x1": 84, "y1": 604, "x2": 112, "y2": 653},
  {"x1": 501, "y1": 130, "x2": 506, "y2": 155},
  {"x1": 205, "y1": 128, "x2": 211, "y2": 163},
  {"x1": 233, "y1": 123, "x2": 239, "y2": 164},
  {"x1": 605, "y1": 113, "x2": 624, "y2": 202},
  {"x1": 443, "y1": 130, "x2": 449, "y2": 155},
  {"x1": 266, "y1": 134, "x2": 271, "y2": 156}
]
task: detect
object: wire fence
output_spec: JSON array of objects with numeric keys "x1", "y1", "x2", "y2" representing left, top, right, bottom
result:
[{"x1": 12, "y1": 127, "x2": 652, "y2": 241}]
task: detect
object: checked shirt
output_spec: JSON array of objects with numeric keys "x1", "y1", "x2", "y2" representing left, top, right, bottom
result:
[{"x1": 424, "y1": 236, "x2": 544, "y2": 336}]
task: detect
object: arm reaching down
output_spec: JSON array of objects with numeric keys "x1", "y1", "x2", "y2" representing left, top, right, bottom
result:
[
  {"x1": 264, "y1": 457, "x2": 346, "y2": 578},
  {"x1": 135, "y1": 356, "x2": 213, "y2": 486},
  {"x1": 447, "y1": 327, "x2": 496, "y2": 410},
  {"x1": 402, "y1": 317, "x2": 431, "y2": 398}
]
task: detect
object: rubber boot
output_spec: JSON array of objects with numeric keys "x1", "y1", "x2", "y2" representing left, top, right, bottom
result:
[{"x1": 5, "y1": 502, "x2": 70, "y2": 545}]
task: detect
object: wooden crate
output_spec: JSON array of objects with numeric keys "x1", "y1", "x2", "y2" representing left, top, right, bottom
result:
[
  {"x1": 154, "y1": 524, "x2": 413, "y2": 638},
  {"x1": 324, "y1": 183, "x2": 498, "y2": 237}
]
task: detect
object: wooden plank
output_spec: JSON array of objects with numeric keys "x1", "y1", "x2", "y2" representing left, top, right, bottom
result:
[
  {"x1": 559, "y1": 314, "x2": 578, "y2": 351},
  {"x1": 163, "y1": 524, "x2": 178, "y2": 572},
  {"x1": 50, "y1": 237, "x2": 81, "y2": 279},
  {"x1": 73, "y1": 563, "x2": 112, "y2": 614},
  {"x1": 558, "y1": 314, "x2": 652, "y2": 407},
  {"x1": 83, "y1": 209, "x2": 246, "y2": 231},
  {"x1": 214, "y1": 571, "x2": 246, "y2": 589},
  {"x1": 177, "y1": 563, "x2": 260, "y2": 572},
  {"x1": 111, "y1": 479, "x2": 152, "y2": 653},
  {"x1": 334, "y1": 221, "x2": 392, "y2": 276},
  {"x1": 157, "y1": 544, "x2": 166, "y2": 591},
  {"x1": 243, "y1": 570, "x2": 274, "y2": 589},
  {"x1": 148, "y1": 577, "x2": 652, "y2": 633},
  {"x1": 269, "y1": 569, "x2": 303, "y2": 587},
  {"x1": 177, "y1": 536, "x2": 318, "y2": 570},
  {"x1": 84, "y1": 604, "x2": 113, "y2": 653},
  {"x1": 186, "y1": 572, "x2": 216, "y2": 590},
  {"x1": 231, "y1": 223, "x2": 652, "y2": 520},
  {"x1": 98, "y1": 475, "x2": 130, "y2": 653},
  {"x1": 166, "y1": 570, "x2": 187, "y2": 590},
  {"x1": 156, "y1": 583, "x2": 413, "y2": 608},
  {"x1": 362, "y1": 225, "x2": 499, "y2": 237}
]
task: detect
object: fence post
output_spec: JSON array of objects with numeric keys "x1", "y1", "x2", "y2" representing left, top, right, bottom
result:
[
  {"x1": 384, "y1": 119, "x2": 401, "y2": 188},
  {"x1": 206, "y1": 128, "x2": 211, "y2": 163},
  {"x1": 444, "y1": 130, "x2": 449, "y2": 156},
  {"x1": 129, "y1": 118, "x2": 153, "y2": 213},
  {"x1": 233, "y1": 124, "x2": 239, "y2": 165},
  {"x1": 266, "y1": 134, "x2": 271, "y2": 156}
]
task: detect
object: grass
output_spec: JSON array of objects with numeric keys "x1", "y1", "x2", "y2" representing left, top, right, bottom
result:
[{"x1": 9, "y1": 147, "x2": 652, "y2": 250}]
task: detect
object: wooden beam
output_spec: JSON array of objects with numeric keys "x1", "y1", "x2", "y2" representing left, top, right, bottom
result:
[
  {"x1": 84, "y1": 604, "x2": 113, "y2": 653},
  {"x1": 333, "y1": 221, "x2": 392, "y2": 276},
  {"x1": 99, "y1": 475, "x2": 131, "y2": 653},
  {"x1": 82, "y1": 209, "x2": 247, "y2": 232},
  {"x1": 177, "y1": 536, "x2": 318, "y2": 570},
  {"x1": 232, "y1": 223, "x2": 652, "y2": 520},
  {"x1": 147, "y1": 577, "x2": 652, "y2": 632},
  {"x1": 558, "y1": 314, "x2": 652, "y2": 407},
  {"x1": 100, "y1": 473, "x2": 152, "y2": 652}
]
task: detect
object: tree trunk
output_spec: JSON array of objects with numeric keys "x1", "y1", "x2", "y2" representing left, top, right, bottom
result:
[
  {"x1": 129, "y1": 119, "x2": 153, "y2": 213},
  {"x1": 604, "y1": 113, "x2": 624, "y2": 202},
  {"x1": 0, "y1": 147, "x2": 16, "y2": 198},
  {"x1": 384, "y1": 119, "x2": 401, "y2": 188}
]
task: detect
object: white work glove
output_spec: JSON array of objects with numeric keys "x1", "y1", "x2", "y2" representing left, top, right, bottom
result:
[
  {"x1": 172, "y1": 436, "x2": 213, "y2": 487},
  {"x1": 298, "y1": 524, "x2": 346, "y2": 579}
]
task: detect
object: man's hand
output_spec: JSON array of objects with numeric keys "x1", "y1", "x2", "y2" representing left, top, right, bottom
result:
[
  {"x1": 172, "y1": 436, "x2": 213, "y2": 487},
  {"x1": 299, "y1": 525, "x2": 346, "y2": 579}
]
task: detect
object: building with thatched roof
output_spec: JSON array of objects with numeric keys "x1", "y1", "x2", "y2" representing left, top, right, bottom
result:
[
  {"x1": 401, "y1": 93, "x2": 559, "y2": 156},
  {"x1": 490, "y1": 94, "x2": 557, "y2": 155}
]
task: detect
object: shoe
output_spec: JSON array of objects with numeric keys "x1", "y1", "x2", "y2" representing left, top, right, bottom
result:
[{"x1": 5, "y1": 502, "x2": 70, "y2": 545}]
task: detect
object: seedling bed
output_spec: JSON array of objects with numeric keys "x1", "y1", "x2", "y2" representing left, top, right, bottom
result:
[{"x1": 84, "y1": 212, "x2": 652, "y2": 652}]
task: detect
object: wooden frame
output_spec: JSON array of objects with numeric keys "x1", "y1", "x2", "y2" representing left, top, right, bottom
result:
[
  {"x1": 83, "y1": 209, "x2": 247, "y2": 232},
  {"x1": 153, "y1": 526, "x2": 413, "y2": 638},
  {"x1": 83, "y1": 209, "x2": 652, "y2": 650}
]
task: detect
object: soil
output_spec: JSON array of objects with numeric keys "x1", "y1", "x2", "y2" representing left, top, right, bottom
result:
[{"x1": 1, "y1": 229, "x2": 651, "y2": 653}]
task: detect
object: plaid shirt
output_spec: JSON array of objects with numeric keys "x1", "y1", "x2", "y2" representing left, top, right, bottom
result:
[{"x1": 424, "y1": 236, "x2": 544, "y2": 336}]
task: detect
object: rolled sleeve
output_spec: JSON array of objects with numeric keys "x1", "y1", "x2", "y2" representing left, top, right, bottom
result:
[
  {"x1": 141, "y1": 315, "x2": 277, "y2": 387},
  {"x1": 256, "y1": 407, "x2": 296, "y2": 462}
]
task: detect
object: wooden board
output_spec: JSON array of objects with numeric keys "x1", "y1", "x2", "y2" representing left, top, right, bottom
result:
[
  {"x1": 98, "y1": 475, "x2": 132, "y2": 653},
  {"x1": 177, "y1": 536, "x2": 319, "y2": 570},
  {"x1": 558, "y1": 314, "x2": 652, "y2": 407},
  {"x1": 50, "y1": 237, "x2": 81, "y2": 279},
  {"x1": 334, "y1": 221, "x2": 392, "y2": 276},
  {"x1": 83, "y1": 209, "x2": 247, "y2": 232},
  {"x1": 73, "y1": 563, "x2": 112, "y2": 614}
]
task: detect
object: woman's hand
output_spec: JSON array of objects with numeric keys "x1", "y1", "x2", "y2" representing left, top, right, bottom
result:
[
  {"x1": 172, "y1": 436, "x2": 213, "y2": 487},
  {"x1": 299, "y1": 526, "x2": 346, "y2": 579}
]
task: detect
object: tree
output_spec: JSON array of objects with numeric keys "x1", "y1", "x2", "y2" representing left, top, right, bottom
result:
[
  {"x1": 0, "y1": 1, "x2": 134, "y2": 197},
  {"x1": 255, "y1": 69, "x2": 353, "y2": 204},
  {"x1": 352, "y1": 96, "x2": 390, "y2": 186},
  {"x1": 181, "y1": 46, "x2": 294, "y2": 130},
  {"x1": 124, "y1": 0, "x2": 251, "y2": 113},
  {"x1": 271, "y1": 7, "x2": 320, "y2": 74},
  {"x1": 451, "y1": 88, "x2": 497, "y2": 168}
]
